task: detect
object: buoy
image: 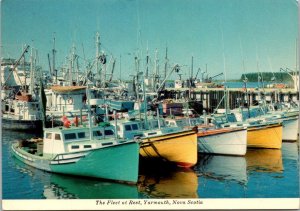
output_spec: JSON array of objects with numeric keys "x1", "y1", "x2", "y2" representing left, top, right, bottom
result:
[{"x1": 63, "y1": 120, "x2": 71, "y2": 128}]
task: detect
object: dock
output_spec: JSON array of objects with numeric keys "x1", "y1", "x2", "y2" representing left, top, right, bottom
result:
[{"x1": 159, "y1": 87, "x2": 299, "y2": 113}]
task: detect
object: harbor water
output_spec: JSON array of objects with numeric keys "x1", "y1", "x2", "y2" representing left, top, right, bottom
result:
[{"x1": 2, "y1": 130, "x2": 299, "y2": 199}]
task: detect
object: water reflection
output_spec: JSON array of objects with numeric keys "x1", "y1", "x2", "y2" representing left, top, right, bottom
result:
[
  {"x1": 138, "y1": 169, "x2": 198, "y2": 198},
  {"x1": 282, "y1": 142, "x2": 299, "y2": 161},
  {"x1": 138, "y1": 159, "x2": 198, "y2": 198},
  {"x1": 44, "y1": 174, "x2": 139, "y2": 199},
  {"x1": 246, "y1": 149, "x2": 283, "y2": 173},
  {"x1": 195, "y1": 147, "x2": 285, "y2": 185},
  {"x1": 195, "y1": 154, "x2": 248, "y2": 185}
]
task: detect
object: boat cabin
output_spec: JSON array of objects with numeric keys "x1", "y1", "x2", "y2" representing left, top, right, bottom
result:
[
  {"x1": 42, "y1": 125, "x2": 116, "y2": 156},
  {"x1": 2, "y1": 98, "x2": 42, "y2": 121},
  {"x1": 111, "y1": 120, "x2": 145, "y2": 139}
]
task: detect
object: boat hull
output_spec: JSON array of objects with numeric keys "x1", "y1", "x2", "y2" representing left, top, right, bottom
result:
[
  {"x1": 197, "y1": 128, "x2": 247, "y2": 156},
  {"x1": 247, "y1": 124, "x2": 282, "y2": 149},
  {"x1": 139, "y1": 130, "x2": 197, "y2": 168},
  {"x1": 2, "y1": 118, "x2": 42, "y2": 130},
  {"x1": 11, "y1": 141, "x2": 140, "y2": 183}
]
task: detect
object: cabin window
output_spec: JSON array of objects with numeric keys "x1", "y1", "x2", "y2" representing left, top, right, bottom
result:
[
  {"x1": 55, "y1": 134, "x2": 61, "y2": 140},
  {"x1": 102, "y1": 142, "x2": 113, "y2": 146},
  {"x1": 93, "y1": 131, "x2": 102, "y2": 137},
  {"x1": 65, "y1": 133, "x2": 76, "y2": 140},
  {"x1": 71, "y1": 145, "x2": 80, "y2": 149},
  {"x1": 148, "y1": 132, "x2": 157, "y2": 136},
  {"x1": 46, "y1": 133, "x2": 52, "y2": 139},
  {"x1": 84, "y1": 145, "x2": 92, "y2": 149},
  {"x1": 78, "y1": 132, "x2": 86, "y2": 139},
  {"x1": 125, "y1": 125, "x2": 132, "y2": 131},
  {"x1": 132, "y1": 124, "x2": 138, "y2": 130},
  {"x1": 104, "y1": 130, "x2": 114, "y2": 136}
]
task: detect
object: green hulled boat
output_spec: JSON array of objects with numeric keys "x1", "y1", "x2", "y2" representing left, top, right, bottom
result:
[{"x1": 11, "y1": 124, "x2": 140, "y2": 184}]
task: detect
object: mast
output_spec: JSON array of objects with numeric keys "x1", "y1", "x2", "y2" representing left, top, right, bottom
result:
[
  {"x1": 145, "y1": 43, "x2": 149, "y2": 78},
  {"x1": 164, "y1": 46, "x2": 168, "y2": 80},
  {"x1": 119, "y1": 54, "x2": 121, "y2": 81},
  {"x1": 52, "y1": 35, "x2": 57, "y2": 84},
  {"x1": 154, "y1": 49, "x2": 159, "y2": 89},
  {"x1": 142, "y1": 72, "x2": 148, "y2": 130},
  {"x1": 295, "y1": 38, "x2": 299, "y2": 91},
  {"x1": 135, "y1": 56, "x2": 142, "y2": 121},
  {"x1": 220, "y1": 25, "x2": 229, "y2": 116},
  {"x1": 22, "y1": 46, "x2": 27, "y2": 93},
  {"x1": 189, "y1": 55, "x2": 194, "y2": 99},
  {"x1": 72, "y1": 44, "x2": 76, "y2": 84},
  {"x1": 86, "y1": 83, "x2": 93, "y2": 139},
  {"x1": 96, "y1": 32, "x2": 101, "y2": 83},
  {"x1": 29, "y1": 47, "x2": 35, "y2": 95},
  {"x1": 191, "y1": 56, "x2": 194, "y2": 83}
]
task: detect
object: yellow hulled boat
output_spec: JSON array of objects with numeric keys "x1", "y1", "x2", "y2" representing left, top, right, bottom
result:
[
  {"x1": 247, "y1": 123, "x2": 282, "y2": 149},
  {"x1": 139, "y1": 130, "x2": 198, "y2": 168}
]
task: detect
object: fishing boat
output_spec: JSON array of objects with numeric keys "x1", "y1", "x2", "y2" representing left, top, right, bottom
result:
[
  {"x1": 214, "y1": 113, "x2": 283, "y2": 149},
  {"x1": 11, "y1": 120, "x2": 140, "y2": 184},
  {"x1": 2, "y1": 91, "x2": 43, "y2": 130},
  {"x1": 110, "y1": 117, "x2": 198, "y2": 168},
  {"x1": 230, "y1": 105, "x2": 299, "y2": 141},
  {"x1": 1, "y1": 45, "x2": 44, "y2": 130},
  {"x1": 165, "y1": 117, "x2": 248, "y2": 156}
]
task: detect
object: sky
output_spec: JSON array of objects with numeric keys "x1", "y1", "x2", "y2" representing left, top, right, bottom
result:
[{"x1": 1, "y1": 0, "x2": 299, "y2": 80}]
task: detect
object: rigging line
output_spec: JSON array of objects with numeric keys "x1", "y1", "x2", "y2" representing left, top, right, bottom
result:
[
  {"x1": 135, "y1": 0, "x2": 143, "y2": 62},
  {"x1": 219, "y1": 19, "x2": 227, "y2": 83},
  {"x1": 238, "y1": 35, "x2": 247, "y2": 77},
  {"x1": 255, "y1": 39, "x2": 263, "y2": 89}
]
